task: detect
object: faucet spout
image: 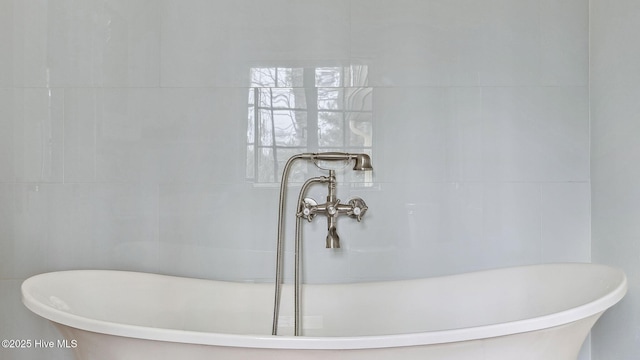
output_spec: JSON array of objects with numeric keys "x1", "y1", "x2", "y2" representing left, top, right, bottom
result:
[{"x1": 326, "y1": 226, "x2": 340, "y2": 249}]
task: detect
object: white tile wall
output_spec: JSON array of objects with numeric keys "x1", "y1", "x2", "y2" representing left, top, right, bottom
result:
[
  {"x1": 482, "y1": 87, "x2": 590, "y2": 182},
  {"x1": 0, "y1": 1, "x2": 592, "y2": 359},
  {"x1": 591, "y1": 0, "x2": 640, "y2": 358},
  {"x1": 541, "y1": 183, "x2": 591, "y2": 262},
  {"x1": 539, "y1": 0, "x2": 589, "y2": 86},
  {"x1": 0, "y1": 0, "x2": 13, "y2": 87},
  {"x1": 0, "y1": 89, "x2": 15, "y2": 182},
  {"x1": 13, "y1": 89, "x2": 64, "y2": 182},
  {"x1": 64, "y1": 88, "x2": 97, "y2": 182}
]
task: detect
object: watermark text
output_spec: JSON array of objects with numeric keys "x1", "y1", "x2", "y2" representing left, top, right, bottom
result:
[{"x1": 2, "y1": 339, "x2": 77, "y2": 349}]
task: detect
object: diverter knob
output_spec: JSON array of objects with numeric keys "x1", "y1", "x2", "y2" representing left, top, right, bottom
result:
[{"x1": 347, "y1": 197, "x2": 368, "y2": 222}]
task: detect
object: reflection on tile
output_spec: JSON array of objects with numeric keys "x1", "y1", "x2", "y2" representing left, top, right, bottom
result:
[
  {"x1": 247, "y1": 66, "x2": 372, "y2": 184},
  {"x1": 14, "y1": 89, "x2": 64, "y2": 183}
]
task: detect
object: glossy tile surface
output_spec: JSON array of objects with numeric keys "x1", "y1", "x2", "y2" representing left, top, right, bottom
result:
[
  {"x1": 591, "y1": 0, "x2": 640, "y2": 358},
  {"x1": 1, "y1": 1, "x2": 592, "y2": 359}
]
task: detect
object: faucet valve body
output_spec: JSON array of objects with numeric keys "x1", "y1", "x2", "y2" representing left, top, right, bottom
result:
[{"x1": 296, "y1": 171, "x2": 369, "y2": 248}]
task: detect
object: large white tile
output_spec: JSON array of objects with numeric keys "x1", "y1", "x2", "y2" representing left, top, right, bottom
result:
[
  {"x1": 102, "y1": 0, "x2": 161, "y2": 87},
  {"x1": 351, "y1": 0, "x2": 484, "y2": 87},
  {"x1": 9, "y1": 183, "x2": 159, "y2": 276},
  {"x1": 94, "y1": 88, "x2": 153, "y2": 182},
  {"x1": 12, "y1": 184, "x2": 51, "y2": 278},
  {"x1": 590, "y1": 0, "x2": 640, "y2": 87},
  {"x1": 160, "y1": 0, "x2": 242, "y2": 87},
  {"x1": 64, "y1": 88, "x2": 97, "y2": 183},
  {"x1": 0, "y1": 185, "x2": 14, "y2": 279},
  {"x1": 159, "y1": 183, "x2": 224, "y2": 249},
  {"x1": 157, "y1": 242, "x2": 274, "y2": 281},
  {"x1": 352, "y1": 0, "x2": 566, "y2": 87},
  {"x1": 95, "y1": 88, "x2": 246, "y2": 183},
  {"x1": 0, "y1": 89, "x2": 15, "y2": 183},
  {"x1": 0, "y1": 0, "x2": 13, "y2": 87},
  {"x1": 352, "y1": 0, "x2": 589, "y2": 86},
  {"x1": 591, "y1": 83, "x2": 640, "y2": 157},
  {"x1": 12, "y1": 0, "x2": 49, "y2": 87},
  {"x1": 591, "y1": 86, "x2": 640, "y2": 241},
  {"x1": 540, "y1": 0, "x2": 589, "y2": 86},
  {"x1": 373, "y1": 87, "x2": 484, "y2": 183},
  {"x1": 38, "y1": 185, "x2": 96, "y2": 271},
  {"x1": 159, "y1": 183, "x2": 277, "y2": 256},
  {"x1": 478, "y1": 0, "x2": 541, "y2": 86},
  {"x1": 43, "y1": 184, "x2": 159, "y2": 272},
  {"x1": 112, "y1": 240, "x2": 160, "y2": 273},
  {"x1": 344, "y1": 182, "x2": 487, "y2": 279},
  {"x1": 541, "y1": 183, "x2": 590, "y2": 262},
  {"x1": 45, "y1": 0, "x2": 160, "y2": 87},
  {"x1": 161, "y1": 0, "x2": 350, "y2": 87},
  {"x1": 13, "y1": 89, "x2": 64, "y2": 183},
  {"x1": 235, "y1": 0, "x2": 351, "y2": 62},
  {"x1": 445, "y1": 88, "x2": 483, "y2": 182},
  {"x1": 482, "y1": 87, "x2": 589, "y2": 182},
  {"x1": 482, "y1": 182, "x2": 542, "y2": 266},
  {"x1": 373, "y1": 87, "x2": 448, "y2": 182}
]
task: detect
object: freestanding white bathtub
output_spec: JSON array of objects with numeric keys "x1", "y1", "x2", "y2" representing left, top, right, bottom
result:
[{"x1": 21, "y1": 263, "x2": 626, "y2": 360}]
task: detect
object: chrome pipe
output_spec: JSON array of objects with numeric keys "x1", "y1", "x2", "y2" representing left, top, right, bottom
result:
[
  {"x1": 294, "y1": 176, "x2": 329, "y2": 336},
  {"x1": 272, "y1": 154, "x2": 308, "y2": 335}
]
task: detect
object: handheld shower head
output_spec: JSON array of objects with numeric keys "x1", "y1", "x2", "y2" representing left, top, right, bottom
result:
[
  {"x1": 308, "y1": 152, "x2": 373, "y2": 171},
  {"x1": 352, "y1": 154, "x2": 373, "y2": 171}
]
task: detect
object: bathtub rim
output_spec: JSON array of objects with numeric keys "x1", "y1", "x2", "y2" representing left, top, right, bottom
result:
[{"x1": 21, "y1": 263, "x2": 627, "y2": 350}]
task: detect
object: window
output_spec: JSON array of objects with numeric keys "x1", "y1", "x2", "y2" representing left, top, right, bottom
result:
[{"x1": 247, "y1": 65, "x2": 372, "y2": 184}]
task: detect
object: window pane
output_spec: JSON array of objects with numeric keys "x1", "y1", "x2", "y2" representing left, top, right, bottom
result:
[
  {"x1": 247, "y1": 66, "x2": 372, "y2": 184},
  {"x1": 273, "y1": 110, "x2": 306, "y2": 146},
  {"x1": 250, "y1": 67, "x2": 277, "y2": 87},
  {"x1": 318, "y1": 88, "x2": 342, "y2": 110},
  {"x1": 315, "y1": 67, "x2": 342, "y2": 87},
  {"x1": 318, "y1": 111, "x2": 344, "y2": 147}
]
